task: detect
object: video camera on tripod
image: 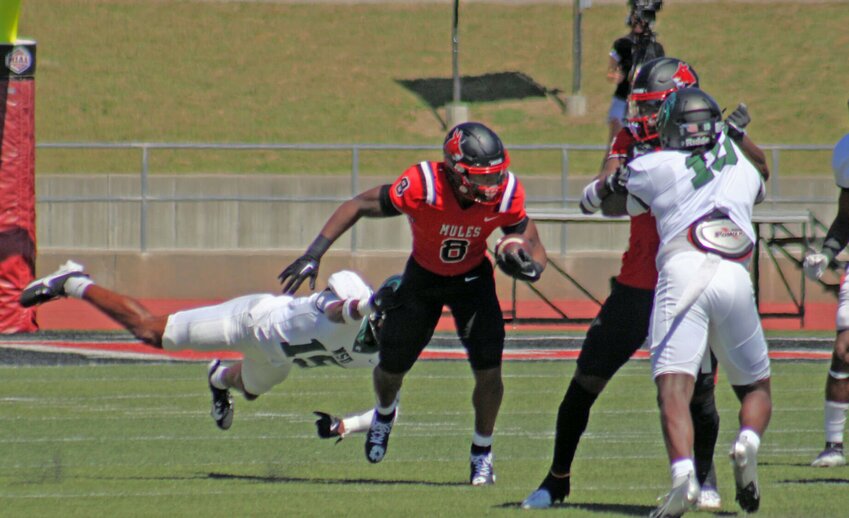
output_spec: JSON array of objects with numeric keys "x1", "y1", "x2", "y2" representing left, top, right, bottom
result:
[
  {"x1": 629, "y1": 0, "x2": 663, "y2": 28},
  {"x1": 627, "y1": 0, "x2": 664, "y2": 77}
]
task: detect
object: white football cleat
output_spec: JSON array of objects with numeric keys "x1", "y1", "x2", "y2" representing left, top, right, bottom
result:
[
  {"x1": 521, "y1": 488, "x2": 553, "y2": 509},
  {"x1": 811, "y1": 443, "x2": 846, "y2": 467},
  {"x1": 20, "y1": 260, "x2": 87, "y2": 307},
  {"x1": 696, "y1": 485, "x2": 721, "y2": 511},
  {"x1": 730, "y1": 435, "x2": 760, "y2": 513},
  {"x1": 649, "y1": 474, "x2": 699, "y2": 518}
]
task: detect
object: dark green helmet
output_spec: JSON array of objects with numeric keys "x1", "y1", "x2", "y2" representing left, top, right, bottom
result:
[
  {"x1": 657, "y1": 87, "x2": 723, "y2": 151},
  {"x1": 351, "y1": 274, "x2": 403, "y2": 359}
]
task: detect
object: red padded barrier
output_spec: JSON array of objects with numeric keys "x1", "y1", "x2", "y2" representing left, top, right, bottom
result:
[{"x1": 0, "y1": 42, "x2": 37, "y2": 332}]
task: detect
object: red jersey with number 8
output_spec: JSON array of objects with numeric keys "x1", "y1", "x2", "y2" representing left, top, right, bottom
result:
[
  {"x1": 609, "y1": 128, "x2": 660, "y2": 290},
  {"x1": 388, "y1": 161, "x2": 527, "y2": 276}
]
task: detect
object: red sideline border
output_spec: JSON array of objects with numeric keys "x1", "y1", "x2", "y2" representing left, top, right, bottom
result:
[
  {"x1": 34, "y1": 298, "x2": 840, "y2": 332},
  {"x1": 12, "y1": 297, "x2": 834, "y2": 362}
]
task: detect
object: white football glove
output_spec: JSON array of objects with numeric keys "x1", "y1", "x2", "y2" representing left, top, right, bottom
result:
[{"x1": 803, "y1": 252, "x2": 829, "y2": 280}]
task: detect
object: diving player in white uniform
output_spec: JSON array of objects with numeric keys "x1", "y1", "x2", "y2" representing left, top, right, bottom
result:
[
  {"x1": 804, "y1": 132, "x2": 849, "y2": 468},
  {"x1": 20, "y1": 262, "x2": 399, "y2": 431},
  {"x1": 621, "y1": 88, "x2": 772, "y2": 517}
]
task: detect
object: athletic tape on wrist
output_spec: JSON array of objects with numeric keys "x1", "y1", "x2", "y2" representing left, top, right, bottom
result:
[
  {"x1": 342, "y1": 299, "x2": 357, "y2": 323},
  {"x1": 829, "y1": 370, "x2": 849, "y2": 380},
  {"x1": 580, "y1": 180, "x2": 603, "y2": 213},
  {"x1": 306, "y1": 235, "x2": 332, "y2": 259},
  {"x1": 356, "y1": 297, "x2": 375, "y2": 317},
  {"x1": 823, "y1": 237, "x2": 843, "y2": 261}
]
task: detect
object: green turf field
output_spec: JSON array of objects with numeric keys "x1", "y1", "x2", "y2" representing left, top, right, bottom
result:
[
  {"x1": 20, "y1": 1, "x2": 849, "y2": 176},
  {"x1": 2, "y1": 359, "x2": 844, "y2": 517}
]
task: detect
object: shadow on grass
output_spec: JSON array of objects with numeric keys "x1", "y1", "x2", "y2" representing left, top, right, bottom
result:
[
  {"x1": 497, "y1": 501, "x2": 736, "y2": 516},
  {"x1": 396, "y1": 71, "x2": 565, "y2": 129},
  {"x1": 779, "y1": 477, "x2": 849, "y2": 485},
  {"x1": 497, "y1": 501, "x2": 654, "y2": 516},
  {"x1": 208, "y1": 471, "x2": 466, "y2": 487}
]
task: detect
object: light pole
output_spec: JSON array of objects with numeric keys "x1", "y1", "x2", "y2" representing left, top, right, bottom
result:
[
  {"x1": 446, "y1": 0, "x2": 469, "y2": 126},
  {"x1": 568, "y1": 0, "x2": 590, "y2": 116}
]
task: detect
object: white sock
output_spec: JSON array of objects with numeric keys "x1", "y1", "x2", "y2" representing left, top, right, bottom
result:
[
  {"x1": 472, "y1": 432, "x2": 493, "y2": 448},
  {"x1": 738, "y1": 428, "x2": 761, "y2": 451},
  {"x1": 825, "y1": 401, "x2": 849, "y2": 444},
  {"x1": 669, "y1": 458, "x2": 695, "y2": 487},
  {"x1": 210, "y1": 365, "x2": 228, "y2": 390},
  {"x1": 376, "y1": 397, "x2": 398, "y2": 417},
  {"x1": 64, "y1": 276, "x2": 94, "y2": 299}
]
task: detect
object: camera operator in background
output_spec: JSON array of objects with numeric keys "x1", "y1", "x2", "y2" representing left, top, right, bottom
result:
[{"x1": 606, "y1": 1, "x2": 665, "y2": 145}]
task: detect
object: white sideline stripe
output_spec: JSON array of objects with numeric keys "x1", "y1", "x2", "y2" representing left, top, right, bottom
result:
[
  {"x1": 0, "y1": 343, "x2": 192, "y2": 362},
  {"x1": 4, "y1": 444, "x2": 823, "y2": 470},
  {"x1": 0, "y1": 426, "x2": 826, "y2": 445},
  {"x1": 0, "y1": 472, "x2": 832, "y2": 500}
]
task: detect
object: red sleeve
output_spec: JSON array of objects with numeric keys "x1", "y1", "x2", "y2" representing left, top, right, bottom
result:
[
  {"x1": 388, "y1": 164, "x2": 426, "y2": 215},
  {"x1": 608, "y1": 128, "x2": 634, "y2": 160}
]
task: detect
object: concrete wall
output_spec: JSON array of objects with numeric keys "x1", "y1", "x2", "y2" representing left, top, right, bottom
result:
[
  {"x1": 35, "y1": 173, "x2": 836, "y2": 249},
  {"x1": 33, "y1": 174, "x2": 835, "y2": 304}
]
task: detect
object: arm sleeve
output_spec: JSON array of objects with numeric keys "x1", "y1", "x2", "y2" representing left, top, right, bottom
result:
[
  {"x1": 501, "y1": 216, "x2": 529, "y2": 235},
  {"x1": 823, "y1": 188, "x2": 849, "y2": 257},
  {"x1": 378, "y1": 184, "x2": 401, "y2": 216}
]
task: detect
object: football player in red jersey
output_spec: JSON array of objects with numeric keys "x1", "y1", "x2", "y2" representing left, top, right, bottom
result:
[
  {"x1": 523, "y1": 57, "x2": 769, "y2": 510},
  {"x1": 278, "y1": 122, "x2": 546, "y2": 485}
]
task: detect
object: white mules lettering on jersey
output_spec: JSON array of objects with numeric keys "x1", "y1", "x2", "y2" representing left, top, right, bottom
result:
[{"x1": 439, "y1": 224, "x2": 482, "y2": 238}]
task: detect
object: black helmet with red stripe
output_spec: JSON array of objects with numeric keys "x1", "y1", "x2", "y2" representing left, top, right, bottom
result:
[
  {"x1": 443, "y1": 122, "x2": 511, "y2": 205},
  {"x1": 627, "y1": 57, "x2": 699, "y2": 142}
]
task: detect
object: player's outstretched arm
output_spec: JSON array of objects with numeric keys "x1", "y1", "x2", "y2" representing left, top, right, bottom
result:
[
  {"x1": 315, "y1": 398, "x2": 399, "y2": 441},
  {"x1": 496, "y1": 220, "x2": 547, "y2": 282},
  {"x1": 805, "y1": 189, "x2": 849, "y2": 280},
  {"x1": 521, "y1": 219, "x2": 548, "y2": 273},
  {"x1": 726, "y1": 103, "x2": 770, "y2": 181},
  {"x1": 278, "y1": 186, "x2": 387, "y2": 294},
  {"x1": 314, "y1": 409, "x2": 378, "y2": 442},
  {"x1": 580, "y1": 156, "x2": 629, "y2": 216}
]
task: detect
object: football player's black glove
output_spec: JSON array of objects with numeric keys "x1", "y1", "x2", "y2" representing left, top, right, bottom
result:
[
  {"x1": 497, "y1": 247, "x2": 543, "y2": 282},
  {"x1": 725, "y1": 103, "x2": 750, "y2": 142},
  {"x1": 314, "y1": 411, "x2": 344, "y2": 443},
  {"x1": 278, "y1": 254, "x2": 320, "y2": 294},
  {"x1": 370, "y1": 283, "x2": 400, "y2": 313},
  {"x1": 279, "y1": 236, "x2": 332, "y2": 294},
  {"x1": 604, "y1": 165, "x2": 630, "y2": 195}
]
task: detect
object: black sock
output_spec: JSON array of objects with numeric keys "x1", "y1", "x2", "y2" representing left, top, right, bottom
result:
[
  {"x1": 691, "y1": 382, "x2": 720, "y2": 486},
  {"x1": 551, "y1": 379, "x2": 599, "y2": 474},
  {"x1": 539, "y1": 471, "x2": 570, "y2": 502},
  {"x1": 470, "y1": 443, "x2": 491, "y2": 456},
  {"x1": 376, "y1": 409, "x2": 395, "y2": 423}
]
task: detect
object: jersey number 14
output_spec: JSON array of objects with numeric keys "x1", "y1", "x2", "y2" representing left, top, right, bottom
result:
[{"x1": 686, "y1": 137, "x2": 739, "y2": 189}]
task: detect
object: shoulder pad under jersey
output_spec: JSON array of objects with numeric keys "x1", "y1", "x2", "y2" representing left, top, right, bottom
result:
[{"x1": 833, "y1": 134, "x2": 849, "y2": 188}]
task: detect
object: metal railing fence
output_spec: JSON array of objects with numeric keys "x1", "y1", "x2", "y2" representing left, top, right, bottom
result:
[{"x1": 35, "y1": 141, "x2": 834, "y2": 251}]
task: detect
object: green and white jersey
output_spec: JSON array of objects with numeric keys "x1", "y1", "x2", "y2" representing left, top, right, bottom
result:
[{"x1": 625, "y1": 133, "x2": 764, "y2": 246}]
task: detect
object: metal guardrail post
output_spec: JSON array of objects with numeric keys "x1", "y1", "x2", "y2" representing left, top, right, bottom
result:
[
  {"x1": 560, "y1": 148, "x2": 569, "y2": 256},
  {"x1": 350, "y1": 146, "x2": 359, "y2": 253},
  {"x1": 771, "y1": 147, "x2": 780, "y2": 201},
  {"x1": 140, "y1": 144, "x2": 149, "y2": 251}
]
